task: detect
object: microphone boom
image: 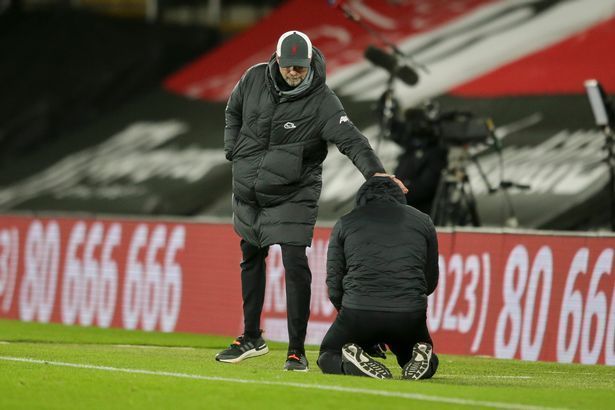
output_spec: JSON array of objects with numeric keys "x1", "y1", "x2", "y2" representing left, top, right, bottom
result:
[{"x1": 364, "y1": 45, "x2": 419, "y2": 86}]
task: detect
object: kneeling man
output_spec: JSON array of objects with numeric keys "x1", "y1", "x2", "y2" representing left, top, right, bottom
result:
[{"x1": 317, "y1": 176, "x2": 439, "y2": 380}]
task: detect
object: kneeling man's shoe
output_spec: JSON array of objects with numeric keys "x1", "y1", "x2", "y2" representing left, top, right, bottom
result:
[
  {"x1": 341, "y1": 343, "x2": 392, "y2": 379},
  {"x1": 401, "y1": 342, "x2": 432, "y2": 380}
]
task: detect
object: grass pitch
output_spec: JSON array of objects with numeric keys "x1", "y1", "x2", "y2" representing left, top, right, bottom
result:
[{"x1": 0, "y1": 320, "x2": 613, "y2": 410}]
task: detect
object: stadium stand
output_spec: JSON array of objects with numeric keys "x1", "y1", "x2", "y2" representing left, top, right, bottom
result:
[
  {"x1": 1, "y1": 0, "x2": 614, "y2": 231},
  {"x1": 0, "y1": 7, "x2": 219, "y2": 176}
]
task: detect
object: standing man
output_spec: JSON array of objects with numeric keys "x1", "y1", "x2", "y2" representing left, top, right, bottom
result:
[
  {"x1": 317, "y1": 176, "x2": 439, "y2": 380},
  {"x1": 216, "y1": 30, "x2": 406, "y2": 371}
]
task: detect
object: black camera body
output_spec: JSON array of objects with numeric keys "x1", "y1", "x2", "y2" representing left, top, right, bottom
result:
[{"x1": 400, "y1": 107, "x2": 491, "y2": 147}]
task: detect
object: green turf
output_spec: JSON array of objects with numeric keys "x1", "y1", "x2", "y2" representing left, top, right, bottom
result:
[{"x1": 1, "y1": 319, "x2": 614, "y2": 410}]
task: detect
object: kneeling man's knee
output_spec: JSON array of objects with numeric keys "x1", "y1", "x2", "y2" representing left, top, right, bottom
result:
[{"x1": 317, "y1": 350, "x2": 344, "y2": 374}]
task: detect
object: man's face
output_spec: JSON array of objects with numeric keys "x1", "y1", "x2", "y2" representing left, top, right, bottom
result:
[{"x1": 278, "y1": 64, "x2": 309, "y2": 87}]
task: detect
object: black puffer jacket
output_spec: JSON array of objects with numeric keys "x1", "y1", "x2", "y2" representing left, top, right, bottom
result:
[
  {"x1": 224, "y1": 48, "x2": 384, "y2": 247},
  {"x1": 326, "y1": 176, "x2": 439, "y2": 312}
]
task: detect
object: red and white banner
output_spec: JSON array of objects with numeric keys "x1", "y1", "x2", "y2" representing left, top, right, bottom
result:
[
  {"x1": 0, "y1": 215, "x2": 245, "y2": 336},
  {"x1": 164, "y1": 0, "x2": 495, "y2": 100},
  {"x1": 430, "y1": 232, "x2": 615, "y2": 365},
  {"x1": 1, "y1": 214, "x2": 614, "y2": 365}
]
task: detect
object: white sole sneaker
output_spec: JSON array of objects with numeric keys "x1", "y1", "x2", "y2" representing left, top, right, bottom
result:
[
  {"x1": 215, "y1": 344, "x2": 269, "y2": 363},
  {"x1": 341, "y1": 343, "x2": 392, "y2": 379},
  {"x1": 402, "y1": 343, "x2": 432, "y2": 380},
  {"x1": 283, "y1": 367, "x2": 309, "y2": 372}
]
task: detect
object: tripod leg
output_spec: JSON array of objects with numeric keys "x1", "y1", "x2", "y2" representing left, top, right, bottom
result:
[
  {"x1": 430, "y1": 172, "x2": 448, "y2": 225},
  {"x1": 608, "y1": 134, "x2": 615, "y2": 231},
  {"x1": 461, "y1": 180, "x2": 481, "y2": 227},
  {"x1": 468, "y1": 196, "x2": 481, "y2": 227}
]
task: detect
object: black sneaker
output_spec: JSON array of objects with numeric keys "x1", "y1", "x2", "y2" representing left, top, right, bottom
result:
[
  {"x1": 215, "y1": 334, "x2": 269, "y2": 363},
  {"x1": 341, "y1": 343, "x2": 392, "y2": 379},
  {"x1": 401, "y1": 342, "x2": 432, "y2": 380},
  {"x1": 283, "y1": 350, "x2": 309, "y2": 372}
]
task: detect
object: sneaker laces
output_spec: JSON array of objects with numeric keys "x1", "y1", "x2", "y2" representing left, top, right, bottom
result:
[
  {"x1": 287, "y1": 350, "x2": 305, "y2": 362},
  {"x1": 228, "y1": 335, "x2": 250, "y2": 350},
  {"x1": 231, "y1": 335, "x2": 243, "y2": 344},
  {"x1": 232, "y1": 330, "x2": 263, "y2": 347}
]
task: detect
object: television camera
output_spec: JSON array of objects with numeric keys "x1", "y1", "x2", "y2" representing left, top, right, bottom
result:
[
  {"x1": 393, "y1": 103, "x2": 492, "y2": 148},
  {"x1": 385, "y1": 101, "x2": 528, "y2": 227}
]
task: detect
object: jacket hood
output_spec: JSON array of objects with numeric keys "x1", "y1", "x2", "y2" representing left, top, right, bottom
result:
[
  {"x1": 355, "y1": 176, "x2": 407, "y2": 207},
  {"x1": 267, "y1": 46, "x2": 326, "y2": 96}
]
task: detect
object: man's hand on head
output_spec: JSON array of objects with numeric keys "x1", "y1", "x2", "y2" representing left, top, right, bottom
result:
[{"x1": 373, "y1": 173, "x2": 409, "y2": 194}]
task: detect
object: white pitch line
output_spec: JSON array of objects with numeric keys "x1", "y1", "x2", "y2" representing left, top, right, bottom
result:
[
  {"x1": 112, "y1": 344, "x2": 196, "y2": 351},
  {"x1": 0, "y1": 356, "x2": 567, "y2": 410},
  {"x1": 437, "y1": 375, "x2": 533, "y2": 379}
]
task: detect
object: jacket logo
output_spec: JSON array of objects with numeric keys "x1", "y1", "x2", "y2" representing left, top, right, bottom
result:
[
  {"x1": 339, "y1": 115, "x2": 349, "y2": 124},
  {"x1": 284, "y1": 122, "x2": 297, "y2": 129}
]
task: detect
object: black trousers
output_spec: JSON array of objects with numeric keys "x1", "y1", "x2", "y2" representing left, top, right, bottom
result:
[
  {"x1": 317, "y1": 307, "x2": 438, "y2": 377},
  {"x1": 240, "y1": 239, "x2": 311, "y2": 352}
]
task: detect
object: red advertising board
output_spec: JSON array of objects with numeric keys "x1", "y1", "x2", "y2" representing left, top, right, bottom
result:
[
  {"x1": 0, "y1": 215, "x2": 244, "y2": 336},
  {"x1": 0, "y1": 215, "x2": 614, "y2": 365}
]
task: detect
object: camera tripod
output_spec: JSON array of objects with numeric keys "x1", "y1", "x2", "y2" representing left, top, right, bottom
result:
[
  {"x1": 430, "y1": 146, "x2": 480, "y2": 227},
  {"x1": 603, "y1": 125, "x2": 615, "y2": 230}
]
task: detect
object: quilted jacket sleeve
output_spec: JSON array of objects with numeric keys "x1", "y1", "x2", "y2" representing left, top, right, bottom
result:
[
  {"x1": 319, "y1": 91, "x2": 385, "y2": 178},
  {"x1": 326, "y1": 219, "x2": 346, "y2": 311},
  {"x1": 224, "y1": 72, "x2": 246, "y2": 161}
]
